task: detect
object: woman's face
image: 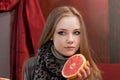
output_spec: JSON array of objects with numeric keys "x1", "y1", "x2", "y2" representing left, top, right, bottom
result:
[{"x1": 52, "y1": 16, "x2": 81, "y2": 57}]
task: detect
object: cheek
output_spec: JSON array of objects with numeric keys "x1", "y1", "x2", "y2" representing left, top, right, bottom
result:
[
  {"x1": 53, "y1": 37, "x2": 62, "y2": 45},
  {"x1": 76, "y1": 37, "x2": 80, "y2": 46},
  {"x1": 78, "y1": 38, "x2": 80, "y2": 44},
  {"x1": 53, "y1": 36, "x2": 65, "y2": 50},
  {"x1": 53, "y1": 35, "x2": 65, "y2": 44},
  {"x1": 53, "y1": 38, "x2": 64, "y2": 47},
  {"x1": 53, "y1": 39, "x2": 63, "y2": 52}
]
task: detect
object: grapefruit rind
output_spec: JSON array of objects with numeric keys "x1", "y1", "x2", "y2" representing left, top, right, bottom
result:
[{"x1": 62, "y1": 54, "x2": 87, "y2": 79}]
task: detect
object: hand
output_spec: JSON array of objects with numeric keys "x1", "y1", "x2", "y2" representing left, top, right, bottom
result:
[{"x1": 68, "y1": 61, "x2": 90, "y2": 80}]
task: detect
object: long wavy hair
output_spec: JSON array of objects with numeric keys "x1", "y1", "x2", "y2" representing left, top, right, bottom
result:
[{"x1": 38, "y1": 6, "x2": 102, "y2": 80}]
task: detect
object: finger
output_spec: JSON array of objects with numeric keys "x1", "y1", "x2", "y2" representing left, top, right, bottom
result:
[
  {"x1": 77, "y1": 72, "x2": 82, "y2": 79},
  {"x1": 86, "y1": 61, "x2": 90, "y2": 67},
  {"x1": 84, "y1": 65, "x2": 90, "y2": 75},
  {"x1": 80, "y1": 68, "x2": 87, "y2": 79},
  {"x1": 86, "y1": 61, "x2": 91, "y2": 75}
]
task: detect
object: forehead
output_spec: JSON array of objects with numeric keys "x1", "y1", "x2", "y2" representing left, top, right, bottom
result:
[{"x1": 55, "y1": 16, "x2": 81, "y2": 30}]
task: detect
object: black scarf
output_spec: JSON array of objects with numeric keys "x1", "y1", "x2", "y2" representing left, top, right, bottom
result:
[{"x1": 33, "y1": 41, "x2": 66, "y2": 80}]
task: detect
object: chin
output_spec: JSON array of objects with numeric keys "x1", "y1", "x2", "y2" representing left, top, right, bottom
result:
[{"x1": 65, "y1": 53, "x2": 75, "y2": 57}]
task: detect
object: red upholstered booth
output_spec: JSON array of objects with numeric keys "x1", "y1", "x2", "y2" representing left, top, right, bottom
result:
[{"x1": 98, "y1": 64, "x2": 120, "y2": 80}]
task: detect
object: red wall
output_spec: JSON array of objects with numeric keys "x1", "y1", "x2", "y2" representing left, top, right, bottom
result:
[{"x1": 39, "y1": 0, "x2": 110, "y2": 63}]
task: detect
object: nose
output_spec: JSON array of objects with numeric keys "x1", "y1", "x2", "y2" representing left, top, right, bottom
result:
[{"x1": 67, "y1": 34, "x2": 74, "y2": 44}]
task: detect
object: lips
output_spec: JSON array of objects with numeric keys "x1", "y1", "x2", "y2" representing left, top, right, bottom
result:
[{"x1": 65, "y1": 46, "x2": 75, "y2": 50}]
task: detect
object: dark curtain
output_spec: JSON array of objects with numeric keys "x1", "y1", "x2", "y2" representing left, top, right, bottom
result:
[{"x1": 0, "y1": 0, "x2": 45, "y2": 80}]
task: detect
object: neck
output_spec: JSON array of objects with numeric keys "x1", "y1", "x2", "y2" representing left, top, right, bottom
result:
[{"x1": 51, "y1": 45, "x2": 69, "y2": 60}]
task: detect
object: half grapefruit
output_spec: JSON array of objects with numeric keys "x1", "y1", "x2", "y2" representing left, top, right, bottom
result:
[{"x1": 62, "y1": 54, "x2": 87, "y2": 79}]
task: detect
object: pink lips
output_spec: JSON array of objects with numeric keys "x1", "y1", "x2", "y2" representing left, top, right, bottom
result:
[{"x1": 65, "y1": 46, "x2": 75, "y2": 50}]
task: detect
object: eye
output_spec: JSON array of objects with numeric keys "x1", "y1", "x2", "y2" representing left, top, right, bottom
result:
[
  {"x1": 74, "y1": 31, "x2": 80, "y2": 35},
  {"x1": 58, "y1": 31, "x2": 65, "y2": 35}
]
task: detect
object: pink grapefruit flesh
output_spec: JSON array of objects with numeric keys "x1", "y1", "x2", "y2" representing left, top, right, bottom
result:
[{"x1": 62, "y1": 54, "x2": 86, "y2": 79}]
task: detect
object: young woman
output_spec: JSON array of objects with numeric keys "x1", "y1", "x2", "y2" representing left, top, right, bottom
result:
[{"x1": 24, "y1": 6, "x2": 102, "y2": 80}]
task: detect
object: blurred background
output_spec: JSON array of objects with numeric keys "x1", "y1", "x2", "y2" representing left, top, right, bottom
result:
[{"x1": 0, "y1": 0, "x2": 120, "y2": 79}]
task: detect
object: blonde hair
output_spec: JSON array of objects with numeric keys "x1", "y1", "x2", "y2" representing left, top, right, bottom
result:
[{"x1": 39, "y1": 6, "x2": 102, "y2": 80}]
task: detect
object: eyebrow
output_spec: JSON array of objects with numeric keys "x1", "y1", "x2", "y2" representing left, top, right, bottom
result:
[
  {"x1": 58, "y1": 28, "x2": 80, "y2": 31},
  {"x1": 74, "y1": 29, "x2": 80, "y2": 30}
]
